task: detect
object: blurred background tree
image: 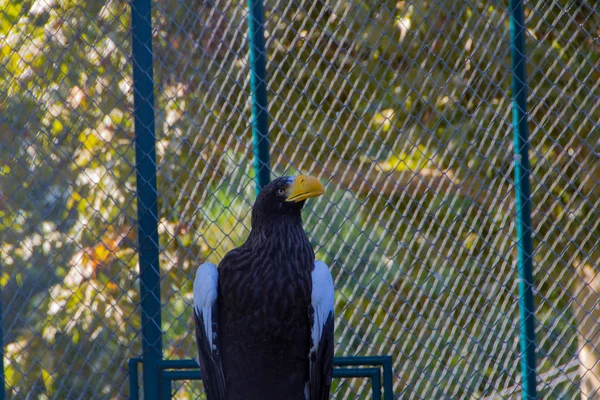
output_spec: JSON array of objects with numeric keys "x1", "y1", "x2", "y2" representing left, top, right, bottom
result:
[{"x1": 0, "y1": 0, "x2": 597, "y2": 397}]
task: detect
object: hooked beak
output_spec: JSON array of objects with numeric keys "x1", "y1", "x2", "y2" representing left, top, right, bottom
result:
[{"x1": 285, "y1": 175, "x2": 325, "y2": 202}]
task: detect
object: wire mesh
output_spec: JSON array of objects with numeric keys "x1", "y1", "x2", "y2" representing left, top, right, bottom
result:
[
  {"x1": 524, "y1": 2, "x2": 600, "y2": 399},
  {"x1": 0, "y1": 0, "x2": 598, "y2": 398},
  {"x1": 1, "y1": 0, "x2": 138, "y2": 397},
  {"x1": 169, "y1": 380, "x2": 204, "y2": 400}
]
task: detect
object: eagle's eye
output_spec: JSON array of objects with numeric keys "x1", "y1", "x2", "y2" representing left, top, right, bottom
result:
[{"x1": 276, "y1": 188, "x2": 286, "y2": 196}]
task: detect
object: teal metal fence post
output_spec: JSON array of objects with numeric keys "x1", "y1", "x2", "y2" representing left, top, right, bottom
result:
[
  {"x1": 247, "y1": 0, "x2": 271, "y2": 195},
  {"x1": 128, "y1": 358, "x2": 141, "y2": 400},
  {"x1": 508, "y1": 0, "x2": 537, "y2": 398},
  {"x1": 131, "y1": 0, "x2": 162, "y2": 397}
]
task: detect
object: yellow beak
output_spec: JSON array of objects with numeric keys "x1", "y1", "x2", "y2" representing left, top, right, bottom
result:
[{"x1": 286, "y1": 175, "x2": 325, "y2": 202}]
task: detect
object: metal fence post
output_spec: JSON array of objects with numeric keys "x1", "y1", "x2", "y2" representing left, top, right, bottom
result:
[
  {"x1": 508, "y1": 0, "x2": 537, "y2": 398},
  {"x1": 131, "y1": 0, "x2": 162, "y2": 398},
  {"x1": 247, "y1": 0, "x2": 271, "y2": 195}
]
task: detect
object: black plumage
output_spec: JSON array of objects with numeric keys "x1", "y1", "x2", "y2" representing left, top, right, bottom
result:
[{"x1": 193, "y1": 176, "x2": 334, "y2": 400}]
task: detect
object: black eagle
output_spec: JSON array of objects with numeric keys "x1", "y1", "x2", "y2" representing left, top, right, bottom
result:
[{"x1": 193, "y1": 175, "x2": 335, "y2": 400}]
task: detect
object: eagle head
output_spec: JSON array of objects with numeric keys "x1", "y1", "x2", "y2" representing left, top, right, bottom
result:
[{"x1": 252, "y1": 175, "x2": 325, "y2": 221}]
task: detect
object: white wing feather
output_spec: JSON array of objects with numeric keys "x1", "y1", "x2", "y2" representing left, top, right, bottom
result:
[
  {"x1": 311, "y1": 260, "x2": 335, "y2": 352},
  {"x1": 193, "y1": 262, "x2": 218, "y2": 350}
]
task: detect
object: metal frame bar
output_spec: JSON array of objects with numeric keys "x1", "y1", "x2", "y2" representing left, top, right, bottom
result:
[
  {"x1": 158, "y1": 369, "x2": 382, "y2": 400},
  {"x1": 508, "y1": 0, "x2": 537, "y2": 398},
  {"x1": 129, "y1": 356, "x2": 394, "y2": 400},
  {"x1": 247, "y1": 0, "x2": 271, "y2": 194},
  {"x1": 131, "y1": 0, "x2": 162, "y2": 397},
  {"x1": 334, "y1": 356, "x2": 393, "y2": 400},
  {"x1": 128, "y1": 358, "x2": 141, "y2": 399},
  {"x1": 334, "y1": 368, "x2": 382, "y2": 400}
]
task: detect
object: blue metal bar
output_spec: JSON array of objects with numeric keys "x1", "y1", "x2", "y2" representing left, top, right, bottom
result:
[
  {"x1": 156, "y1": 359, "x2": 198, "y2": 369},
  {"x1": 333, "y1": 355, "x2": 393, "y2": 399},
  {"x1": 508, "y1": 0, "x2": 537, "y2": 398},
  {"x1": 156, "y1": 358, "x2": 393, "y2": 399},
  {"x1": 372, "y1": 370, "x2": 382, "y2": 400},
  {"x1": 128, "y1": 358, "x2": 141, "y2": 400},
  {"x1": 247, "y1": 0, "x2": 271, "y2": 195},
  {"x1": 382, "y1": 356, "x2": 393, "y2": 400},
  {"x1": 130, "y1": 0, "x2": 162, "y2": 396},
  {"x1": 333, "y1": 356, "x2": 390, "y2": 366},
  {"x1": 370, "y1": 369, "x2": 382, "y2": 400},
  {"x1": 161, "y1": 374, "x2": 171, "y2": 400},
  {"x1": 158, "y1": 369, "x2": 382, "y2": 400},
  {"x1": 159, "y1": 366, "x2": 383, "y2": 399},
  {"x1": 157, "y1": 356, "x2": 393, "y2": 369},
  {"x1": 334, "y1": 368, "x2": 381, "y2": 400},
  {"x1": 161, "y1": 367, "x2": 386, "y2": 383},
  {"x1": 163, "y1": 370, "x2": 201, "y2": 380}
]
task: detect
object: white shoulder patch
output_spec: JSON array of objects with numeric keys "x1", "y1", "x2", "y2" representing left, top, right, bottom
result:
[
  {"x1": 311, "y1": 260, "x2": 334, "y2": 349},
  {"x1": 193, "y1": 262, "x2": 218, "y2": 349}
]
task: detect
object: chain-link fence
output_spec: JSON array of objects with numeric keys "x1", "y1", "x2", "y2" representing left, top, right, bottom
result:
[{"x1": 1, "y1": 0, "x2": 599, "y2": 397}]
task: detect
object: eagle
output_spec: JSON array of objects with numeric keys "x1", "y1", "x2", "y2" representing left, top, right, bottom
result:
[{"x1": 193, "y1": 175, "x2": 335, "y2": 400}]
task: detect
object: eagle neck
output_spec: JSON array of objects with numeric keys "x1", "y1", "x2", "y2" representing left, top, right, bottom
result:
[{"x1": 248, "y1": 214, "x2": 313, "y2": 259}]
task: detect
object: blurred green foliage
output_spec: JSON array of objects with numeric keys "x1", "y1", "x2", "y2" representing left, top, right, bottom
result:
[{"x1": 0, "y1": 0, "x2": 598, "y2": 398}]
